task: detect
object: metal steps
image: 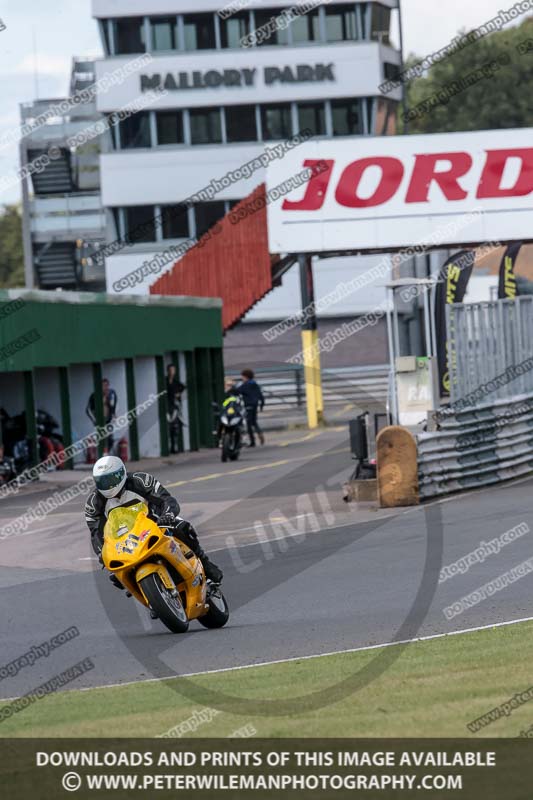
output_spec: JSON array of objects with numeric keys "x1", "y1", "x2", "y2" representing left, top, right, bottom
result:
[
  {"x1": 35, "y1": 242, "x2": 78, "y2": 288},
  {"x1": 28, "y1": 148, "x2": 73, "y2": 195}
]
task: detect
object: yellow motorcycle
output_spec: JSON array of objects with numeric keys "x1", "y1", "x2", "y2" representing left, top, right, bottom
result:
[{"x1": 102, "y1": 501, "x2": 229, "y2": 634}]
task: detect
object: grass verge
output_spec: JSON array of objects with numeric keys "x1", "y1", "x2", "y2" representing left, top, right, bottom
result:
[{"x1": 1, "y1": 621, "x2": 533, "y2": 738}]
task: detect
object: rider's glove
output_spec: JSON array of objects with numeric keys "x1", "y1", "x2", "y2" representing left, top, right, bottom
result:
[{"x1": 159, "y1": 511, "x2": 176, "y2": 529}]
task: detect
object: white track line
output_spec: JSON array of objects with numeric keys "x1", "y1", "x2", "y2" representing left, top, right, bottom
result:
[
  {"x1": 206, "y1": 512, "x2": 388, "y2": 550},
  {"x1": 97, "y1": 614, "x2": 533, "y2": 685},
  {"x1": 3, "y1": 613, "x2": 528, "y2": 701}
]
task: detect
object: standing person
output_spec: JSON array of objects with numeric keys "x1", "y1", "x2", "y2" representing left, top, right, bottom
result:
[
  {"x1": 236, "y1": 368, "x2": 265, "y2": 447},
  {"x1": 166, "y1": 364, "x2": 186, "y2": 454},
  {"x1": 86, "y1": 379, "x2": 118, "y2": 454}
]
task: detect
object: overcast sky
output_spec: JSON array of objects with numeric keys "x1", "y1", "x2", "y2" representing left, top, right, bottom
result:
[{"x1": 0, "y1": 0, "x2": 528, "y2": 204}]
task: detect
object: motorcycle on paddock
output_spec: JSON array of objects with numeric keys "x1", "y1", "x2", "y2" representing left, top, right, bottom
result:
[{"x1": 212, "y1": 399, "x2": 244, "y2": 463}]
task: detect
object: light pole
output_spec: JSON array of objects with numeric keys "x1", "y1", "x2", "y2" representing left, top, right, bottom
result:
[{"x1": 397, "y1": 0, "x2": 408, "y2": 133}]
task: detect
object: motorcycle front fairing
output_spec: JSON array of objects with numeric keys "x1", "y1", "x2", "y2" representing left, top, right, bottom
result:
[{"x1": 102, "y1": 503, "x2": 208, "y2": 618}]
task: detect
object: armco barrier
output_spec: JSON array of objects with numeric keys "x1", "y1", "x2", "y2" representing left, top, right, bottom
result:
[{"x1": 417, "y1": 392, "x2": 533, "y2": 499}]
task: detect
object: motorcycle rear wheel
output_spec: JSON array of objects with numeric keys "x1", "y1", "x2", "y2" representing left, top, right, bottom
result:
[
  {"x1": 198, "y1": 584, "x2": 230, "y2": 629},
  {"x1": 140, "y1": 573, "x2": 189, "y2": 633}
]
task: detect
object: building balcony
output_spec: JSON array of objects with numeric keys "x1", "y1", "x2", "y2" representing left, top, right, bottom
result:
[{"x1": 30, "y1": 194, "x2": 106, "y2": 241}]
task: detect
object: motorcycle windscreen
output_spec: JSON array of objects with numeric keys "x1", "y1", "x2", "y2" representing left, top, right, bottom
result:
[{"x1": 104, "y1": 502, "x2": 148, "y2": 539}]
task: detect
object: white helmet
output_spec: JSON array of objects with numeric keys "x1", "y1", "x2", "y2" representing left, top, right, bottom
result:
[{"x1": 92, "y1": 456, "x2": 127, "y2": 498}]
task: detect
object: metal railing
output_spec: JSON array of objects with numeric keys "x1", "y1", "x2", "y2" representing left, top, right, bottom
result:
[
  {"x1": 240, "y1": 364, "x2": 389, "y2": 411},
  {"x1": 446, "y1": 297, "x2": 533, "y2": 404}
]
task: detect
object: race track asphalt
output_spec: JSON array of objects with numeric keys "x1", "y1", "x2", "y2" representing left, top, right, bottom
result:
[{"x1": 1, "y1": 426, "x2": 533, "y2": 703}]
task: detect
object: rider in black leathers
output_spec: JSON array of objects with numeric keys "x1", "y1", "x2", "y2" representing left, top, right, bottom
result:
[{"x1": 85, "y1": 466, "x2": 222, "y2": 586}]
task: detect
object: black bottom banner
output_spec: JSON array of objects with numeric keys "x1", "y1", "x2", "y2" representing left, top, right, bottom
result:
[{"x1": 2, "y1": 739, "x2": 533, "y2": 799}]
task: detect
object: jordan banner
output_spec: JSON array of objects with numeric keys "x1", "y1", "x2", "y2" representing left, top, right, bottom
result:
[
  {"x1": 434, "y1": 250, "x2": 475, "y2": 397},
  {"x1": 498, "y1": 242, "x2": 521, "y2": 299}
]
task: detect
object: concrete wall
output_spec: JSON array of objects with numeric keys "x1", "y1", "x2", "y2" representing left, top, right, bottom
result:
[
  {"x1": 178, "y1": 352, "x2": 191, "y2": 452},
  {"x1": 246, "y1": 255, "x2": 391, "y2": 322},
  {"x1": 134, "y1": 357, "x2": 160, "y2": 457},
  {"x1": 224, "y1": 316, "x2": 389, "y2": 371},
  {"x1": 34, "y1": 367, "x2": 62, "y2": 431},
  {"x1": 102, "y1": 359, "x2": 129, "y2": 455},
  {"x1": 69, "y1": 364, "x2": 96, "y2": 464},
  {"x1": 0, "y1": 372, "x2": 25, "y2": 417}
]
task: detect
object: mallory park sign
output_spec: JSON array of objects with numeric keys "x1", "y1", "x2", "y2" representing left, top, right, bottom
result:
[{"x1": 140, "y1": 63, "x2": 335, "y2": 91}]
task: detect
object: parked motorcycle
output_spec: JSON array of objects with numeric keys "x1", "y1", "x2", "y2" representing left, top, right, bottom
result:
[
  {"x1": 0, "y1": 445, "x2": 16, "y2": 486},
  {"x1": 36, "y1": 408, "x2": 63, "y2": 442},
  {"x1": 1, "y1": 408, "x2": 65, "y2": 474},
  {"x1": 212, "y1": 399, "x2": 244, "y2": 463},
  {"x1": 36, "y1": 409, "x2": 65, "y2": 469},
  {"x1": 4, "y1": 412, "x2": 36, "y2": 474},
  {"x1": 101, "y1": 500, "x2": 229, "y2": 634}
]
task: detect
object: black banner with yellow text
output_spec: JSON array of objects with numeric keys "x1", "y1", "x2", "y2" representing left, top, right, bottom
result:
[
  {"x1": 498, "y1": 242, "x2": 522, "y2": 299},
  {"x1": 434, "y1": 250, "x2": 475, "y2": 397}
]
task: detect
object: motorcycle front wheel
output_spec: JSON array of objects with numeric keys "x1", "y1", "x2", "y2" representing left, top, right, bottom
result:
[
  {"x1": 229, "y1": 430, "x2": 240, "y2": 461},
  {"x1": 221, "y1": 432, "x2": 232, "y2": 462},
  {"x1": 140, "y1": 573, "x2": 189, "y2": 633}
]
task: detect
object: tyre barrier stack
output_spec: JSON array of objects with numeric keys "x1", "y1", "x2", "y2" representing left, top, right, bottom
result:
[{"x1": 417, "y1": 392, "x2": 533, "y2": 500}]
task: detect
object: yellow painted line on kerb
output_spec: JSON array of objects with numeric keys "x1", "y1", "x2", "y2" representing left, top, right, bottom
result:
[
  {"x1": 276, "y1": 431, "x2": 321, "y2": 447},
  {"x1": 167, "y1": 447, "x2": 349, "y2": 489},
  {"x1": 277, "y1": 425, "x2": 344, "y2": 447}
]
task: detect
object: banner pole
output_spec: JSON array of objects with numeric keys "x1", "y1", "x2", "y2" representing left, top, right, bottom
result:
[{"x1": 298, "y1": 254, "x2": 323, "y2": 429}]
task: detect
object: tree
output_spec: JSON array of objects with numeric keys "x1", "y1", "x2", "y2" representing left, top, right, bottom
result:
[
  {"x1": 401, "y1": 16, "x2": 533, "y2": 133},
  {"x1": 0, "y1": 205, "x2": 24, "y2": 288}
]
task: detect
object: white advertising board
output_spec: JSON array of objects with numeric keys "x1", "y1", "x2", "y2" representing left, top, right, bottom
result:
[{"x1": 266, "y1": 128, "x2": 533, "y2": 254}]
